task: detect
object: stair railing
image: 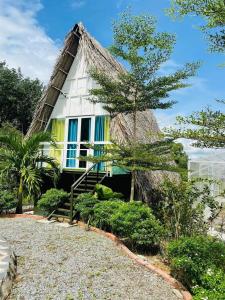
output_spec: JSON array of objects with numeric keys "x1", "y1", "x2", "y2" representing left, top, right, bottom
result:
[{"x1": 69, "y1": 162, "x2": 104, "y2": 224}]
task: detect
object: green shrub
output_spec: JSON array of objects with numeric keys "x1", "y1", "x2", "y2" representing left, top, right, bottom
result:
[
  {"x1": 37, "y1": 188, "x2": 69, "y2": 213},
  {"x1": 92, "y1": 200, "x2": 124, "y2": 231},
  {"x1": 94, "y1": 184, "x2": 123, "y2": 200},
  {"x1": 159, "y1": 179, "x2": 219, "y2": 239},
  {"x1": 167, "y1": 235, "x2": 225, "y2": 298},
  {"x1": 0, "y1": 190, "x2": 17, "y2": 213},
  {"x1": 111, "y1": 201, "x2": 164, "y2": 249},
  {"x1": 74, "y1": 193, "x2": 100, "y2": 223}
]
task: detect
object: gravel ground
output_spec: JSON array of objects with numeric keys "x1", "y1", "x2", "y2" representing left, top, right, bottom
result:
[{"x1": 0, "y1": 218, "x2": 180, "y2": 300}]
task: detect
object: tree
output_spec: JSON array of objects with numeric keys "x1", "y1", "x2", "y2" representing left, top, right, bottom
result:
[
  {"x1": 167, "y1": 101, "x2": 225, "y2": 148},
  {"x1": 85, "y1": 138, "x2": 183, "y2": 173},
  {"x1": 0, "y1": 62, "x2": 43, "y2": 133},
  {"x1": 167, "y1": 0, "x2": 225, "y2": 53},
  {"x1": 89, "y1": 11, "x2": 199, "y2": 201},
  {"x1": 0, "y1": 125, "x2": 59, "y2": 213}
]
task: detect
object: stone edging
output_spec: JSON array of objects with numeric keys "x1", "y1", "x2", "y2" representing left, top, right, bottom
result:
[
  {"x1": 0, "y1": 236, "x2": 17, "y2": 300},
  {"x1": 1, "y1": 214, "x2": 192, "y2": 300}
]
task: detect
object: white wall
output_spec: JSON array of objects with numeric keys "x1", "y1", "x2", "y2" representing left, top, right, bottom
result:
[{"x1": 50, "y1": 47, "x2": 107, "y2": 119}]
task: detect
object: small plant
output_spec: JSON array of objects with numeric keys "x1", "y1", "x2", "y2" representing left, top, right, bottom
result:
[
  {"x1": 0, "y1": 189, "x2": 17, "y2": 213},
  {"x1": 111, "y1": 201, "x2": 164, "y2": 249},
  {"x1": 37, "y1": 188, "x2": 69, "y2": 213},
  {"x1": 92, "y1": 200, "x2": 124, "y2": 231},
  {"x1": 167, "y1": 235, "x2": 225, "y2": 298},
  {"x1": 74, "y1": 193, "x2": 100, "y2": 223},
  {"x1": 94, "y1": 184, "x2": 123, "y2": 200}
]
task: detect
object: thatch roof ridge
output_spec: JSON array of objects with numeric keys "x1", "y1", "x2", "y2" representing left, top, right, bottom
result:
[{"x1": 27, "y1": 23, "x2": 127, "y2": 136}]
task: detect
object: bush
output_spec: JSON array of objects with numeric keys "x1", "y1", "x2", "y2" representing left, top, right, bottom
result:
[
  {"x1": 167, "y1": 235, "x2": 225, "y2": 298},
  {"x1": 74, "y1": 193, "x2": 100, "y2": 223},
  {"x1": 94, "y1": 184, "x2": 123, "y2": 200},
  {"x1": 159, "y1": 179, "x2": 219, "y2": 239},
  {"x1": 37, "y1": 188, "x2": 69, "y2": 213},
  {"x1": 92, "y1": 200, "x2": 124, "y2": 231},
  {"x1": 111, "y1": 201, "x2": 164, "y2": 249},
  {"x1": 0, "y1": 190, "x2": 17, "y2": 213}
]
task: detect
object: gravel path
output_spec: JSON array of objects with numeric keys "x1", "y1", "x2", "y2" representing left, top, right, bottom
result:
[{"x1": 0, "y1": 218, "x2": 180, "y2": 300}]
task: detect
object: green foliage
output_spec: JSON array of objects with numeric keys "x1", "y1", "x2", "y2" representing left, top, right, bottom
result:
[
  {"x1": 94, "y1": 184, "x2": 123, "y2": 200},
  {"x1": 74, "y1": 193, "x2": 100, "y2": 223},
  {"x1": 167, "y1": 0, "x2": 225, "y2": 53},
  {"x1": 0, "y1": 62, "x2": 43, "y2": 133},
  {"x1": 111, "y1": 201, "x2": 164, "y2": 248},
  {"x1": 159, "y1": 179, "x2": 219, "y2": 239},
  {"x1": 90, "y1": 11, "x2": 199, "y2": 116},
  {"x1": 89, "y1": 10, "x2": 199, "y2": 201},
  {"x1": 167, "y1": 236, "x2": 225, "y2": 298},
  {"x1": 74, "y1": 189, "x2": 163, "y2": 250},
  {"x1": 166, "y1": 104, "x2": 225, "y2": 149},
  {"x1": 37, "y1": 188, "x2": 69, "y2": 213},
  {"x1": 0, "y1": 125, "x2": 59, "y2": 213},
  {"x1": 85, "y1": 139, "x2": 184, "y2": 175},
  {"x1": 0, "y1": 189, "x2": 17, "y2": 213},
  {"x1": 92, "y1": 200, "x2": 124, "y2": 231},
  {"x1": 193, "y1": 268, "x2": 225, "y2": 300},
  {"x1": 171, "y1": 143, "x2": 188, "y2": 169}
]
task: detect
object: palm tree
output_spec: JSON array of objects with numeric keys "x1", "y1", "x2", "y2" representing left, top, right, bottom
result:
[{"x1": 0, "y1": 125, "x2": 59, "y2": 213}]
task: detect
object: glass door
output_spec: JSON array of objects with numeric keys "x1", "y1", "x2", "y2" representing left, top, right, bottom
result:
[
  {"x1": 66, "y1": 119, "x2": 78, "y2": 168},
  {"x1": 79, "y1": 117, "x2": 91, "y2": 168}
]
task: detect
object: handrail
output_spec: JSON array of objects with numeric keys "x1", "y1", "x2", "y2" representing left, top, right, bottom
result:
[
  {"x1": 71, "y1": 163, "x2": 97, "y2": 190},
  {"x1": 69, "y1": 163, "x2": 100, "y2": 224}
]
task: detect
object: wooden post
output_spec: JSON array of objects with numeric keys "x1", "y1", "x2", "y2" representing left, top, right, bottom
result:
[{"x1": 69, "y1": 186, "x2": 74, "y2": 225}]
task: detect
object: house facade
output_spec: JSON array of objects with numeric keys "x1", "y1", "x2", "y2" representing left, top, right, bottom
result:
[
  {"x1": 43, "y1": 47, "x2": 111, "y2": 172},
  {"x1": 28, "y1": 23, "x2": 161, "y2": 199}
]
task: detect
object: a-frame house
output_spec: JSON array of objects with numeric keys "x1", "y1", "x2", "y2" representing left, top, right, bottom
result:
[{"x1": 28, "y1": 23, "x2": 161, "y2": 220}]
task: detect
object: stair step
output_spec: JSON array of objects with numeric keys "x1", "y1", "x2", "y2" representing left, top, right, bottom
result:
[
  {"x1": 85, "y1": 179, "x2": 98, "y2": 183},
  {"x1": 75, "y1": 188, "x2": 93, "y2": 192},
  {"x1": 51, "y1": 214, "x2": 70, "y2": 219},
  {"x1": 79, "y1": 183, "x2": 96, "y2": 187},
  {"x1": 57, "y1": 208, "x2": 70, "y2": 213},
  {"x1": 87, "y1": 173, "x2": 105, "y2": 178},
  {"x1": 64, "y1": 202, "x2": 70, "y2": 207}
]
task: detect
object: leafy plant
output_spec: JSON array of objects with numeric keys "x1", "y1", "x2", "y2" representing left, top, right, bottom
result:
[
  {"x1": 0, "y1": 125, "x2": 59, "y2": 213},
  {"x1": 37, "y1": 188, "x2": 69, "y2": 214},
  {"x1": 167, "y1": 235, "x2": 225, "y2": 297},
  {"x1": 92, "y1": 200, "x2": 124, "y2": 231},
  {"x1": 159, "y1": 179, "x2": 219, "y2": 239},
  {"x1": 74, "y1": 193, "x2": 100, "y2": 223},
  {"x1": 94, "y1": 184, "x2": 123, "y2": 200},
  {"x1": 0, "y1": 189, "x2": 17, "y2": 213},
  {"x1": 111, "y1": 201, "x2": 164, "y2": 249}
]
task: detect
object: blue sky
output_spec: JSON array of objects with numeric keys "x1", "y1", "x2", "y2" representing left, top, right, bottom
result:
[{"x1": 0, "y1": 0, "x2": 224, "y2": 157}]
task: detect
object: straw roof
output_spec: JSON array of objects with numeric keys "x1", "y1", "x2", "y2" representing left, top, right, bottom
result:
[{"x1": 27, "y1": 22, "x2": 175, "y2": 203}]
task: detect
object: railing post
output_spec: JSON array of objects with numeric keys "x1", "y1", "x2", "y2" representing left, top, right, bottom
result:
[
  {"x1": 97, "y1": 162, "x2": 99, "y2": 183},
  {"x1": 69, "y1": 186, "x2": 74, "y2": 225}
]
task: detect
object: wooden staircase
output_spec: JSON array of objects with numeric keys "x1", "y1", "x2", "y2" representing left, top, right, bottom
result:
[{"x1": 48, "y1": 164, "x2": 107, "y2": 223}]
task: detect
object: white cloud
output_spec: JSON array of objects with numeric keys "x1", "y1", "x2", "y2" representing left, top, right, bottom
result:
[
  {"x1": 0, "y1": 0, "x2": 59, "y2": 83},
  {"x1": 71, "y1": 0, "x2": 86, "y2": 9}
]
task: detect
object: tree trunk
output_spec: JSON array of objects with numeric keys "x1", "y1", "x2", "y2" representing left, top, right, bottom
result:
[
  {"x1": 130, "y1": 171, "x2": 135, "y2": 202},
  {"x1": 130, "y1": 109, "x2": 137, "y2": 202},
  {"x1": 16, "y1": 176, "x2": 23, "y2": 214}
]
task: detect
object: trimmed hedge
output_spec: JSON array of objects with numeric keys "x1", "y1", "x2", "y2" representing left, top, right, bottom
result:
[
  {"x1": 37, "y1": 188, "x2": 69, "y2": 213},
  {"x1": 74, "y1": 192, "x2": 164, "y2": 250}
]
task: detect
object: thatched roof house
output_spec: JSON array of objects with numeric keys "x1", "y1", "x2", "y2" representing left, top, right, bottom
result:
[{"x1": 28, "y1": 23, "x2": 167, "y2": 203}]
